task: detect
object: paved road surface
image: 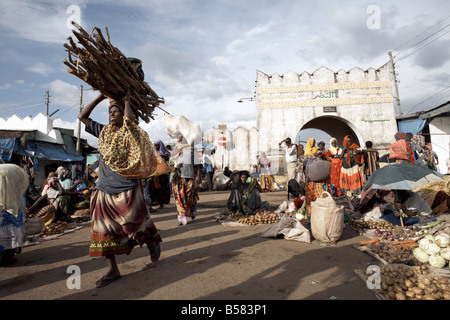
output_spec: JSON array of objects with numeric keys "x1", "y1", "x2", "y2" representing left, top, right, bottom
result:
[{"x1": 0, "y1": 189, "x2": 379, "y2": 302}]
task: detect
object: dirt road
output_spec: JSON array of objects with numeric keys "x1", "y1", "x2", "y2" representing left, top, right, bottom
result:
[{"x1": 0, "y1": 190, "x2": 379, "y2": 302}]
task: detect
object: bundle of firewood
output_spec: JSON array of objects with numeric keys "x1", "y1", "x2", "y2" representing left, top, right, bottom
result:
[{"x1": 63, "y1": 21, "x2": 164, "y2": 123}]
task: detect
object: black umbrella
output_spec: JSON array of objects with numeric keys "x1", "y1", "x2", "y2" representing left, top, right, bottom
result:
[{"x1": 379, "y1": 154, "x2": 391, "y2": 163}]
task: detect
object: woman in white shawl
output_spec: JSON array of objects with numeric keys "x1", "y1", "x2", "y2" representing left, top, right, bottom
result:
[{"x1": 0, "y1": 163, "x2": 29, "y2": 265}]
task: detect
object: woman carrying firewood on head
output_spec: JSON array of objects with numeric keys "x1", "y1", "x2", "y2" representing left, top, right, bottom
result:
[{"x1": 78, "y1": 90, "x2": 163, "y2": 288}]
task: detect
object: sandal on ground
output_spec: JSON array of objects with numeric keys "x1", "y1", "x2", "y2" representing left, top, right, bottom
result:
[{"x1": 94, "y1": 274, "x2": 121, "y2": 288}]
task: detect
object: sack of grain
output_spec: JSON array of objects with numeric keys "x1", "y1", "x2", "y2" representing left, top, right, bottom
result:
[{"x1": 310, "y1": 192, "x2": 344, "y2": 243}]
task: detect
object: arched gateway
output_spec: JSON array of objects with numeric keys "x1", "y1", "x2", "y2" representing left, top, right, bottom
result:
[{"x1": 256, "y1": 63, "x2": 399, "y2": 156}]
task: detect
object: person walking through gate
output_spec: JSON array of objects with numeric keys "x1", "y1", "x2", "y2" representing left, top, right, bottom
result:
[
  {"x1": 79, "y1": 91, "x2": 162, "y2": 288},
  {"x1": 170, "y1": 134, "x2": 201, "y2": 226}
]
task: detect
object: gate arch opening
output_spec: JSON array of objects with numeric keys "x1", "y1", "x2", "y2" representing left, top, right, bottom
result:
[{"x1": 295, "y1": 115, "x2": 364, "y2": 149}]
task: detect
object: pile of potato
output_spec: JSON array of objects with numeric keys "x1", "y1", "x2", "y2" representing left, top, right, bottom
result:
[
  {"x1": 350, "y1": 218, "x2": 394, "y2": 230},
  {"x1": 372, "y1": 264, "x2": 450, "y2": 300},
  {"x1": 237, "y1": 212, "x2": 280, "y2": 225},
  {"x1": 38, "y1": 221, "x2": 75, "y2": 238}
]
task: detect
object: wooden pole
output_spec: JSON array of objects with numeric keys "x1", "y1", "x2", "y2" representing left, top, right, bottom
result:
[
  {"x1": 76, "y1": 85, "x2": 83, "y2": 155},
  {"x1": 45, "y1": 90, "x2": 50, "y2": 116},
  {"x1": 389, "y1": 52, "x2": 402, "y2": 116}
]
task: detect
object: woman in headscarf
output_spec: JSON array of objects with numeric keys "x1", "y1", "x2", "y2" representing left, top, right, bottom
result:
[
  {"x1": 227, "y1": 170, "x2": 264, "y2": 215},
  {"x1": 323, "y1": 137, "x2": 343, "y2": 196},
  {"x1": 305, "y1": 138, "x2": 319, "y2": 156},
  {"x1": 147, "y1": 139, "x2": 171, "y2": 209},
  {"x1": 43, "y1": 172, "x2": 71, "y2": 218},
  {"x1": 393, "y1": 132, "x2": 416, "y2": 164},
  {"x1": 339, "y1": 135, "x2": 364, "y2": 195},
  {"x1": 0, "y1": 164, "x2": 29, "y2": 265},
  {"x1": 296, "y1": 140, "x2": 315, "y2": 183},
  {"x1": 258, "y1": 152, "x2": 275, "y2": 192},
  {"x1": 79, "y1": 90, "x2": 163, "y2": 288},
  {"x1": 170, "y1": 135, "x2": 201, "y2": 226}
]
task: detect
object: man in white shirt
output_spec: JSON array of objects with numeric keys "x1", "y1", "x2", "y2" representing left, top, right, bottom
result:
[{"x1": 279, "y1": 137, "x2": 298, "y2": 182}]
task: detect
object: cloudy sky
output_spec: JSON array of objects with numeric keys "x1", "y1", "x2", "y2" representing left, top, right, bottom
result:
[{"x1": 0, "y1": 0, "x2": 449, "y2": 148}]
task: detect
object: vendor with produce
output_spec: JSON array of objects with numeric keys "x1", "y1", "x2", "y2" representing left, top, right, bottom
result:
[
  {"x1": 360, "y1": 187, "x2": 433, "y2": 226},
  {"x1": 227, "y1": 170, "x2": 266, "y2": 215}
]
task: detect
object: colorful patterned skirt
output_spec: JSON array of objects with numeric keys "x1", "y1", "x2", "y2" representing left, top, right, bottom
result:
[
  {"x1": 305, "y1": 179, "x2": 332, "y2": 216},
  {"x1": 172, "y1": 177, "x2": 199, "y2": 223},
  {"x1": 340, "y1": 164, "x2": 364, "y2": 196},
  {"x1": 89, "y1": 185, "x2": 162, "y2": 257}
]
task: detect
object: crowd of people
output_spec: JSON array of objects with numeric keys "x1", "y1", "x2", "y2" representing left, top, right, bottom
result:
[
  {"x1": 0, "y1": 160, "x2": 92, "y2": 264},
  {"x1": 276, "y1": 132, "x2": 446, "y2": 219},
  {"x1": 1, "y1": 85, "x2": 447, "y2": 291}
]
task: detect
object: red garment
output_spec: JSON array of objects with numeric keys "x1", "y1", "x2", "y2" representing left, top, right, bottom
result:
[
  {"x1": 323, "y1": 150, "x2": 343, "y2": 196},
  {"x1": 89, "y1": 185, "x2": 161, "y2": 257},
  {"x1": 293, "y1": 197, "x2": 304, "y2": 209},
  {"x1": 305, "y1": 179, "x2": 332, "y2": 216}
]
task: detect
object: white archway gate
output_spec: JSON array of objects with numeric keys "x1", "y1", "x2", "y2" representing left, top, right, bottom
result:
[{"x1": 255, "y1": 63, "x2": 399, "y2": 156}]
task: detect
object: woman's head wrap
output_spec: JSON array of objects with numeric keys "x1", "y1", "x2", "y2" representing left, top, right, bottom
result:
[
  {"x1": 305, "y1": 138, "x2": 318, "y2": 155},
  {"x1": 329, "y1": 137, "x2": 339, "y2": 154},
  {"x1": 0, "y1": 164, "x2": 29, "y2": 218},
  {"x1": 108, "y1": 98, "x2": 124, "y2": 114}
]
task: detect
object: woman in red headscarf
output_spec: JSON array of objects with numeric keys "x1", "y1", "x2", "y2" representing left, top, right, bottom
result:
[{"x1": 339, "y1": 135, "x2": 364, "y2": 195}]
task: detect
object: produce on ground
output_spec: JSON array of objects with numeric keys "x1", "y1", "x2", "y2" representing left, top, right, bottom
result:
[
  {"x1": 392, "y1": 224, "x2": 428, "y2": 241},
  {"x1": 38, "y1": 221, "x2": 76, "y2": 238},
  {"x1": 366, "y1": 242, "x2": 421, "y2": 265},
  {"x1": 349, "y1": 218, "x2": 394, "y2": 231},
  {"x1": 369, "y1": 264, "x2": 450, "y2": 300},
  {"x1": 237, "y1": 211, "x2": 280, "y2": 225},
  {"x1": 373, "y1": 229, "x2": 400, "y2": 241},
  {"x1": 413, "y1": 233, "x2": 450, "y2": 269}
]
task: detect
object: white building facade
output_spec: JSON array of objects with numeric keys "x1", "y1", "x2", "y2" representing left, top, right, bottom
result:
[
  {"x1": 207, "y1": 63, "x2": 400, "y2": 173},
  {"x1": 256, "y1": 63, "x2": 398, "y2": 156}
]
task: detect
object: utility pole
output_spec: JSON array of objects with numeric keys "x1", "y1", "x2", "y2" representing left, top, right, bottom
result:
[
  {"x1": 76, "y1": 85, "x2": 83, "y2": 155},
  {"x1": 45, "y1": 90, "x2": 50, "y2": 116},
  {"x1": 388, "y1": 51, "x2": 402, "y2": 116}
]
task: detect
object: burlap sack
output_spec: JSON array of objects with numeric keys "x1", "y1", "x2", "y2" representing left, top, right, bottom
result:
[{"x1": 310, "y1": 192, "x2": 344, "y2": 243}]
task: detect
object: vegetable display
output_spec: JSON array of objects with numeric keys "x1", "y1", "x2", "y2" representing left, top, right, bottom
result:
[
  {"x1": 349, "y1": 218, "x2": 394, "y2": 231},
  {"x1": 366, "y1": 242, "x2": 420, "y2": 265},
  {"x1": 371, "y1": 265, "x2": 450, "y2": 300},
  {"x1": 412, "y1": 233, "x2": 450, "y2": 269},
  {"x1": 38, "y1": 221, "x2": 76, "y2": 238}
]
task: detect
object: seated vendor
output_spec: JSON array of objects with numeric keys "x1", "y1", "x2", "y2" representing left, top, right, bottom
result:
[
  {"x1": 226, "y1": 170, "x2": 264, "y2": 215},
  {"x1": 395, "y1": 189, "x2": 433, "y2": 217},
  {"x1": 40, "y1": 172, "x2": 79, "y2": 219}
]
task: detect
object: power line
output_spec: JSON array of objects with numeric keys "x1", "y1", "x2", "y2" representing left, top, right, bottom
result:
[
  {"x1": 397, "y1": 28, "x2": 450, "y2": 63},
  {"x1": 0, "y1": 103, "x2": 43, "y2": 114},
  {"x1": 393, "y1": 15, "x2": 450, "y2": 54},
  {"x1": 408, "y1": 86, "x2": 450, "y2": 113},
  {"x1": 404, "y1": 23, "x2": 450, "y2": 50}
]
